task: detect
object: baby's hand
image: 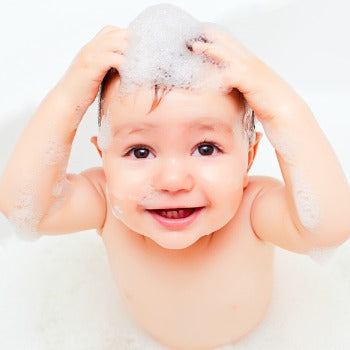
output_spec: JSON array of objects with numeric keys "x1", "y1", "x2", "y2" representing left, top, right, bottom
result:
[
  {"x1": 190, "y1": 27, "x2": 302, "y2": 122},
  {"x1": 55, "y1": 26, "x2": 129, "y2": 114},
  {"x1": 189, "y1": 27, "x2": 261, "y2": 93}
]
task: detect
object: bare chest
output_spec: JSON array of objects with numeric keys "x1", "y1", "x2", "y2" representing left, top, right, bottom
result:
[{"x1": 100, "y1": 191, "x2": 275, "y2": 349}]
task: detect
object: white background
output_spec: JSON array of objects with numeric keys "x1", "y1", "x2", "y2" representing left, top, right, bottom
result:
[
  {"x1": 0, "y1": 0, "x2": 349, "y2": 180},
  {"x1": 0, "y1": 1, "x2": 350, "y2": 349}
]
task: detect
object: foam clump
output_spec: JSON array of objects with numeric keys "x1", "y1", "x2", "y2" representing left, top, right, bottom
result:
[
  {"x1": 7, "y1": 188, "x2": 42, "y2": 242},
  {"x1": 307, "y1": 246, "x2": 338, "y2": 266},
  {"x1": 118, "y1": 3, "x2": 228, "y2": 95}
]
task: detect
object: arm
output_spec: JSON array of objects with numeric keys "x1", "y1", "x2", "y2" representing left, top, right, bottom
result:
[
  {"x1": 247, "y1": 61, "x2": 350, "y2": 249},
  {"x1": 0, "y1": 26, "x2": 128, "y2": 238},
  {"x1": 192, "y1": 28, "x2": 350, "y2": 251}
]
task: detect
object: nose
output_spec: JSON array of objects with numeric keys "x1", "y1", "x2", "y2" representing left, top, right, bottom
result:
[{"x1": 153, "y1": 157, "x2": 194, "y2": 193}]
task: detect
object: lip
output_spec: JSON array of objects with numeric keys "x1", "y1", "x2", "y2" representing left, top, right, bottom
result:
[{"x1": 147, "y1": 207, "x2": 205, "y2": 230}]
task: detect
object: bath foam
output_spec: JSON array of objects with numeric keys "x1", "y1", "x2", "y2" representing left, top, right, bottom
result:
[
  {"x1": 262, "y1": 122, "x2": 321, "y2": 231},
  {"x1": 47, "y1": 174, "x2": 72, "y2": 217},
  {"x1": 97, "y1": 111, "x2": 113, "y2": 151},
  {"x1": 118, "y1": 3, "x2": 228, "y2": 97},
  {"x1": 139, "y1": 184, "x2": 162, "y2": 208},
  {"x1": 100, "y1": 3, "x2": 256, "y2": 147},
  {"x1": 8, "y1": 181, "x2": 42, "y2": 242},
  {"x1": 307, "y1": 246, "x2": 339, "y2": 266},
  {"x1": 291, "y1": 170, "x2": 321, "y2": 232},
  {"x1": 105, "y1": 185, "x2": 124, "y2": 220},
  {"x1": 39, "y1": 136, "x2": 70, "y2": 166},
  {"x1": 262, "y1": 121, "x2": 297, "y2": 165}
]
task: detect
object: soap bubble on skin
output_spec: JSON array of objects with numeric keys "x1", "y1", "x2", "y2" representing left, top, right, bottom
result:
[
  {"x1": 105, "y1": 185, "x2": 124, "y2": 220},
  {"x1": 262, "y1": 121, "x2": 297, "y2": 165},
  {"x1": 8, "y1": 181, "x2": 42, "y2": 242},
  {"x1": 47, "y1": 173, "x2": 72, "y2": 216},
  {"x1": 262, "y1": 123, "x2": 321, "y2": 231},
  {"x1": 118, "y1": 3, "x2": 227, "y2": 97},
  {"x1": 39, "y1": 136, "x2": 70, "y2": 166},
  {"x1": 307, "y1": 245, "x2": 339, "y2": 266},
  {"x1": 139, "y1": 184, "x2": 162, "y2": 208},
  {"x1": 97, "y1": 111, "x2": 114, "y2": 151},
  {"x1": 291, "y1": 170, "x2": 321, "y2": 232}
]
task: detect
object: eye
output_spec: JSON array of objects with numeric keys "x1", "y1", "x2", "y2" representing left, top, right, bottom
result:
[
  {"x1": 123, "y1": 140, "x2": 223, "y2": 159},
  {"x1": 193, "y1": 141, "x2": 222, "y2": 156},
  {"x1": 125, "y1": 145, "x2": 155, "y2": 159}
]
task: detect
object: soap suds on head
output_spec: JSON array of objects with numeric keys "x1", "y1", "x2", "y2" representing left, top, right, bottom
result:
[
  {"x1": 117, "y1": 3, "x2": 228, "y2": 97},
  {"x1": 99, "y1": 3, "x2": 256, "y2": 149}
]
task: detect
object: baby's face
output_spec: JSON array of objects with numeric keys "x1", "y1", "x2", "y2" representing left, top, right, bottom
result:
[{"x1": 94, "y1": 78, "x2": 251, "y2": 250}]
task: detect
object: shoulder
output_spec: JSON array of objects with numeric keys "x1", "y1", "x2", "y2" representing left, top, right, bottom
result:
[
  {"x1": 80, "y1": 167, "x2": 106, "y2": 235},
  {"x1": 245, "y1": 175, "x2": 284, "y2": 197},
  {"x1": 80, "y1": 167, "x2": 106, "y2": 193}
]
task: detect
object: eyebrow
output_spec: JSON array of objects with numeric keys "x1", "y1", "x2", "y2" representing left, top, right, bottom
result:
[{"x1": 113, "y1": 118, "x2": 234, "y2": 137}]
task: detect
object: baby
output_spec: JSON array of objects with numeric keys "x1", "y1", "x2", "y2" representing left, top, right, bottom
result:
[{"x1": 1, "y1": 4, "x2": 350, "y2": 350}]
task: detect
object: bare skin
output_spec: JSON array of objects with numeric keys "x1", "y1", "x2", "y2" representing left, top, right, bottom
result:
[
  {"x1": 1, "y1": 24, "x2": 350, "y2": 350},
  {"x1": 93, "y1": 166, "x2": 275, "y2": 350}
]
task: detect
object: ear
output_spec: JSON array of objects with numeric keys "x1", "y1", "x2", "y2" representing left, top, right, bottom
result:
[
  {"x1": 90, "y1": 136, "x2": 102, "y2": 158},
  {"x1": 243, "y1": 132, "x2": 263, "y2": 188}
]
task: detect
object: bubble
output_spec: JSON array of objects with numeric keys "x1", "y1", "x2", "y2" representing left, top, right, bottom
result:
[
  {"x1": 307, "y1": 246, "x2": 338, "y2": 266},
  {"x1": 47, "y1": 175, "x2": 72, "y2": 216},
  {"x1": 139, "y1": 184, "x2": 161, "y2": 208},
  {"x1": 97, "y1": 111, "x2": 113, "y2": 151},
  {"x1": 118, "y1": 3, "x2": 227, "y2": 96},
  {"x1": 8, "y1": 183, "x2": 42, "y2": 242},
  {"x1": 39, "y1": 137, "x2": 70, "y2": 166},
  {"x1": 105, "y1": 185, "x2": 124, "y2": 220},
  {"x1": 262, "y1": 121, "x2": 297, "y2": 165},
  {"x1": 292, "y1": 171, "x2": 321, "y2": 232}
]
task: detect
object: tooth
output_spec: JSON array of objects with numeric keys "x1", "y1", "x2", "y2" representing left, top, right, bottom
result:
[{"x1": 179, "y1": 209, "x2": 184, "y2": 217}]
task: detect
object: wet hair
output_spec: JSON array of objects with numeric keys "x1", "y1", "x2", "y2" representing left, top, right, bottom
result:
[{"x1": 97, "y1": 67, "x2": 256, "y2": 146}]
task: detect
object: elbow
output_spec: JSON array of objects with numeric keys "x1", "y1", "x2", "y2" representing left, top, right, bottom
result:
[{"x1": 299, "y1": 223, "x2": 350, "y2": 251}]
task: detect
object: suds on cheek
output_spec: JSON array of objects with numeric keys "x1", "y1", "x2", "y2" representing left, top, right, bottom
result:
[
  {"x1": 139, "y1": 184, "x2": 162, "y2": 208},
  {"x1": 105, "y1": 185, "x2": 124, "y2": 220}
]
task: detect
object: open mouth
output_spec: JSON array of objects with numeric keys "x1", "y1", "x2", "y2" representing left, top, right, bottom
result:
[
  {"x1": 149, "y1": 208, "x2": 199, "y2": 219},
  {"x1": 146, "y1": 207, "x2": 205, "y2": 229}
]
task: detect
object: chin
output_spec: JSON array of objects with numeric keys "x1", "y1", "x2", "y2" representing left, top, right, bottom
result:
[{"x1": 144, "y1": 231, "x2": 205, "y2": 250}]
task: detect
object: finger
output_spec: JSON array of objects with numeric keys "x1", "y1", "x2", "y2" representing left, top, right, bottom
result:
[
  {"x1": 103, "y1": 52, "x2": 125, "y2": 70},
  {"x1": 202, "y1": 26, "x2": 234, "y2": 44},
  {"x1": 191, "y1": 42, "x2": 226, "y2": 63},
  {"x1": 100, "y1": 33, "x2": 129, "y2": 53},
  {"x1": 96, "y1": 25, "x2": 122, "y2": 36}
]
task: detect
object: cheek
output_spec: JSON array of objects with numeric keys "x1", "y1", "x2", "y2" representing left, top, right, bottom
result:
[
  {"x1": 198, "y1": 154, "x2": 246, "y2": 189},
  {"x1": 103, "y1": 153, "x2": 247, "y2": 208}
]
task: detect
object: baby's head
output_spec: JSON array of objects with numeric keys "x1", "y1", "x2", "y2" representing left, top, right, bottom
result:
[{"x1": 90, "y1": 4, "x2": 262, "y2": 250}]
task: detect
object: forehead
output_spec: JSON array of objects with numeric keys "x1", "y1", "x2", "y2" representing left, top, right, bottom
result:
[
  {"x1": 103, "y1": 83, "x2": 244, "y2": 134},
  {"x1": 113, "y1": 118, "x2": 236, "y2": 138}
]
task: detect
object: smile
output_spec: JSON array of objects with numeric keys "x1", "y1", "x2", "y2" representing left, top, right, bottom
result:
[{"x1": 146, "y1": 207, "x2": 205, "y2": 230}]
